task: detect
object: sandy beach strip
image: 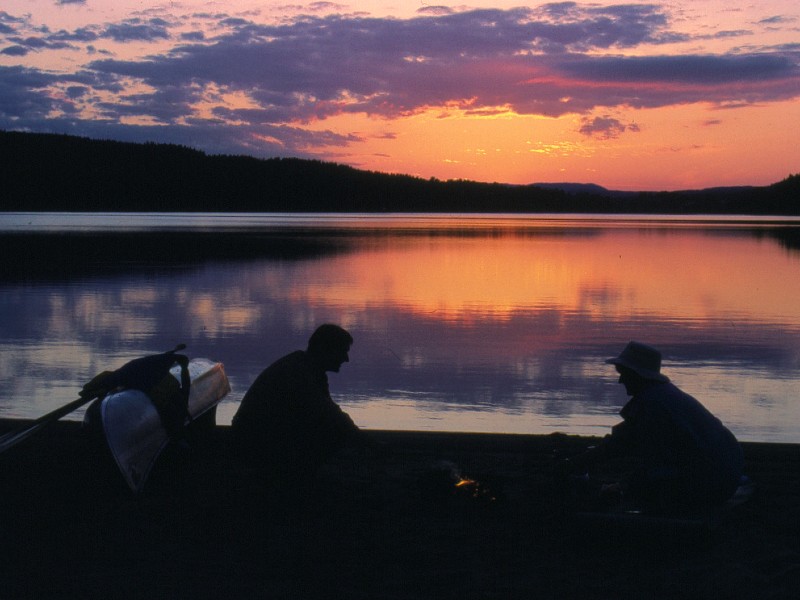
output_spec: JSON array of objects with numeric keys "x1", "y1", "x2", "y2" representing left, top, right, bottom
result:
[{"x1": 1, "y1": 419, "x2": 799, "y2": 599}]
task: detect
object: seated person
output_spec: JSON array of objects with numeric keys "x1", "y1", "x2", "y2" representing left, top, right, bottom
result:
[
  {"x1": 231, "y1": 324, "x2": 369, "y2": 480},
  {"x1": 571, "y1": 341, "x2": 743, "y2": 513}
]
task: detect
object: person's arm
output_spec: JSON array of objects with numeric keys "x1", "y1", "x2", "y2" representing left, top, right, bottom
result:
[{"x1": 566, "y1": 415, "x2": 635, "y2": 473}]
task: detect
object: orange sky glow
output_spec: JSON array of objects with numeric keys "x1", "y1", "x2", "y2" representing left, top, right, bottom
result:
[{"x1": 2, "y1": 1, "x2": 799, "y2": 191}]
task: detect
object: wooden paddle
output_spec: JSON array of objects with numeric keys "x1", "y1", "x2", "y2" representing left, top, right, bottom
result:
[
  {"x1": 0, "y1": 394, "x2": 98, "y2": 456},
  {"x1": 0, "y1": 344, "x2": 187, "y2": 456}
]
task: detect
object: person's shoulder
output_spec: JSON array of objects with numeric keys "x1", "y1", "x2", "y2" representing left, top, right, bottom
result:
[
  {"x1": 263, "y1": 349, "x2": 304, "y2": 369},
  {"x1": 248, "y1": 350, "x2": 304, "y2": 382},
  {"x1": 269, "y1": 349, "x2": 316, "y2": 376},
  {"x1": 654, "y1": 381, "x2": 698, "y2": 403},
  {"x1": 274, "y1": 349, "x2": 305, "y2": 362},
  {"x1": 243, "y1": 350, "x2": 305, "y2": 396},
  {"x1": 642, "y1": 380, "x2": 679, "y2": 398}
]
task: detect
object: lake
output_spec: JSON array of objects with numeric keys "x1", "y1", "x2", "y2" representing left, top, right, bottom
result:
[{"x1": 2, "y1": 212, "x2": 800, "y2": 443}]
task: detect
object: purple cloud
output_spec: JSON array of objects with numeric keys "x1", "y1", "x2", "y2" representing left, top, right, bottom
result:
[
  {"x1": 579, "y1": 116, "x2": 640, "y2": 139},
  {"x1": 2, "y1": 45, "x2": 29, "y2": 56},
  {"x1": 0, "y1": 66, "x2": 69, "y2": 119},
  {"x1": 307, "y1": 2, "x2": 347, "y2": 12},
  {"x1": 759, "y1": 15, "x2": 795, "y2": 26},
  {"x1": 1, "y1": 4, "x2": 799, "y2": 160},
  {"x1": 85, "y1": 9, "x2": 797, "y2": 120},
  {"x1": 4, "y1": 35, "x2": 73, "y2": 53},
  {"x1": 49, "y1": 27, "x2": 100, "y2": 43},
  {"x1": 180, "y1": 31, "x2": 205, "y2": 42},
  {"x1": 560, "y1": 53, "x2": 796, "y2": 83},
  {"x1": 102, "y1": 19, "x2": 171, "y2": 43},
  {"x1": 0, "y1": 12, "x2": 26, "y2": 32}
]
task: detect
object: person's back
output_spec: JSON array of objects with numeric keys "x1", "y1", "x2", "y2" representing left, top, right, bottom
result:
[
  {"x1": 231, "y1": 350, "x2": 314, "y2": 459},
  {"x1": 627, "y1": 380, "x2": 743, "y2": 507},
  {"x1": 597, "y1": 341, "x2": 743, "y2": 511},
  {"x1": 230, "y1": 325, "x2": 362, "y2": 478}
]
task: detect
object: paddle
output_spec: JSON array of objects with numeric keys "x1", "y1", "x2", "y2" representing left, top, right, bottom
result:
[
  {"x1": 0, "y1": 394, "x2": 99, "y2": 456},
  {"x1": 0, "y1": 344, "x2": 188, "y2": 456}
]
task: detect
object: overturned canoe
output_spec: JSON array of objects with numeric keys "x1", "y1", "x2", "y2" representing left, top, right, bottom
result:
[{"x1": 87, "y1": 358, "x2": 230, "y2": 493}]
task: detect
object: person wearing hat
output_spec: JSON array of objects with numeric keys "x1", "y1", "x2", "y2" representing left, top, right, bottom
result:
[{"x1": 570, "y1": 341, "x2": 743, "y2": 513}]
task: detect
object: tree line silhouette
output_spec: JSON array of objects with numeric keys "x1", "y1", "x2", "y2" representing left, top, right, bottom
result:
[{"x1": 2, "y1": 130, "x2": 798, "y2": 214}]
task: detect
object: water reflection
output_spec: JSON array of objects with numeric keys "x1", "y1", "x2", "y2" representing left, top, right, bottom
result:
[{"x1": 1, "y1": 214, "x2": 799, "y2": 442}]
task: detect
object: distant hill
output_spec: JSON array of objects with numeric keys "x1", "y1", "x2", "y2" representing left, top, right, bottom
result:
[
  {"x1": 531, "y1": 182, "x2": 760, "y2": 200},
  {"x1": 1, "y1": 130, "x2": 798, "y2": 214},
  {"x1": 531, "y1": 182, "x2": 624, "y2": 197}
]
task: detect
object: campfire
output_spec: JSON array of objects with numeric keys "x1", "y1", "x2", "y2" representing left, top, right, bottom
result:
[
  {"x1": 454, "y1": 475, "x2": 498, "y2": 502},
  {"x1": 420, "y1": 460, "x2": 501, "y2": 504}
]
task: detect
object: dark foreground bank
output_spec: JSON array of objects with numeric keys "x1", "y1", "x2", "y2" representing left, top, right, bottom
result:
[{"x1": 1, "y1": 420, "x2": 799, "y2": 600}]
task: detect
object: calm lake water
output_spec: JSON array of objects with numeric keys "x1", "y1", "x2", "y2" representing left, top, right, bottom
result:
[{"x1": 2, "y1": 212, "x2": 800, "y2": 443}]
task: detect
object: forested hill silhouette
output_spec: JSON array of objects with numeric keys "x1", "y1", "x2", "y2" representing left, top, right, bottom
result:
[{"x1": 2, "y1": 130, "x2": 798, "y2": 214}]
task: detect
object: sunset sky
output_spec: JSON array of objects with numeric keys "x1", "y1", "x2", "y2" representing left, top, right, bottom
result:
[{"x1": 2, "y1": 1, "x2": 799, "y2": 191}]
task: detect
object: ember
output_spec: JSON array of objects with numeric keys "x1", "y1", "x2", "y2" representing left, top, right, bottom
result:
[
  {"x1": 454, "y1": 476, "x2": 498, "y2": 502},
  {"x1": 421, "y1": 460, "x2": 501, "y2": 504}
]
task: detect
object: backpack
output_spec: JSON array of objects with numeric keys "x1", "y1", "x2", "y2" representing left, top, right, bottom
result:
[{"x1": 82, "y1": 344, "x2": 191, "y2": 437}]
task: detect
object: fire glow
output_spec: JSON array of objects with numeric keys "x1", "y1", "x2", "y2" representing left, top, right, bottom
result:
[
  {"x1": 453, "y1": 471, "x2": 497, "y2": 503},
  {"x1": 424, "y1": 460, "x2": 501, "y2": 504},
  {"x1": 454, "y1": 476, "x2": 498, "y2": 503}
]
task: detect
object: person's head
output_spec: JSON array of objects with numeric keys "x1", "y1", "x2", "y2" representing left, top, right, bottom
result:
[
  {"x1": 605, "y1": 341, "x2": 669, "y2": 396},
  {"x1": 307, "y1": 324, "x2": 353, "y2": 373}
]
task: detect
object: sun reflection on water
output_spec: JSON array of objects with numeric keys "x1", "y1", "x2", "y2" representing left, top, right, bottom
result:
[{"x1": 2, "y1": 214, "x2": 799, "y2": 442}]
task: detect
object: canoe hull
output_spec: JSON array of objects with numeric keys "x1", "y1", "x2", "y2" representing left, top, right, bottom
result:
[{"x1": 92, "y1": 358, "x2": 230, "y2": 493}]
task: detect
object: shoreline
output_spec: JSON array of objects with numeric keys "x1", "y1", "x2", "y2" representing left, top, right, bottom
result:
[{"x1": 2, "y1": 420, "x2": 800, "y2": 598}]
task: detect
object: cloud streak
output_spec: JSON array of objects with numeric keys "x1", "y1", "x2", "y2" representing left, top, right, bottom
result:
[{"x1": 1, "y1": 3, "x2": 799, "y2": 160}]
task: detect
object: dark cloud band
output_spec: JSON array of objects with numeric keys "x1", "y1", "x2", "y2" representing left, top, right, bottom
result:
[{"x1": 1, "y1": 4, "x2": 798, "y2": 158}]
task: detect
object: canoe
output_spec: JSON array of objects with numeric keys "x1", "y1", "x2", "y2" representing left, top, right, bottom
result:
[{"x1": 85, "y1": 358, "x2": 230, "y2": 493}]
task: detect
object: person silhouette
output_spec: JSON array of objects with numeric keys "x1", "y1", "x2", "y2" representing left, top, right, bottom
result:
[
  {"x1": 571, "y1": 341, "x2": 743, "y2": 513},
  {"x1": 231, "y1": 324, "x2": 369, "y2": 481}
]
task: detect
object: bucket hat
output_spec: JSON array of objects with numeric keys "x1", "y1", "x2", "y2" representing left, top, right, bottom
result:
[{"x1": 606, "y1": 341, "x2": 669, "y2": 382}]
